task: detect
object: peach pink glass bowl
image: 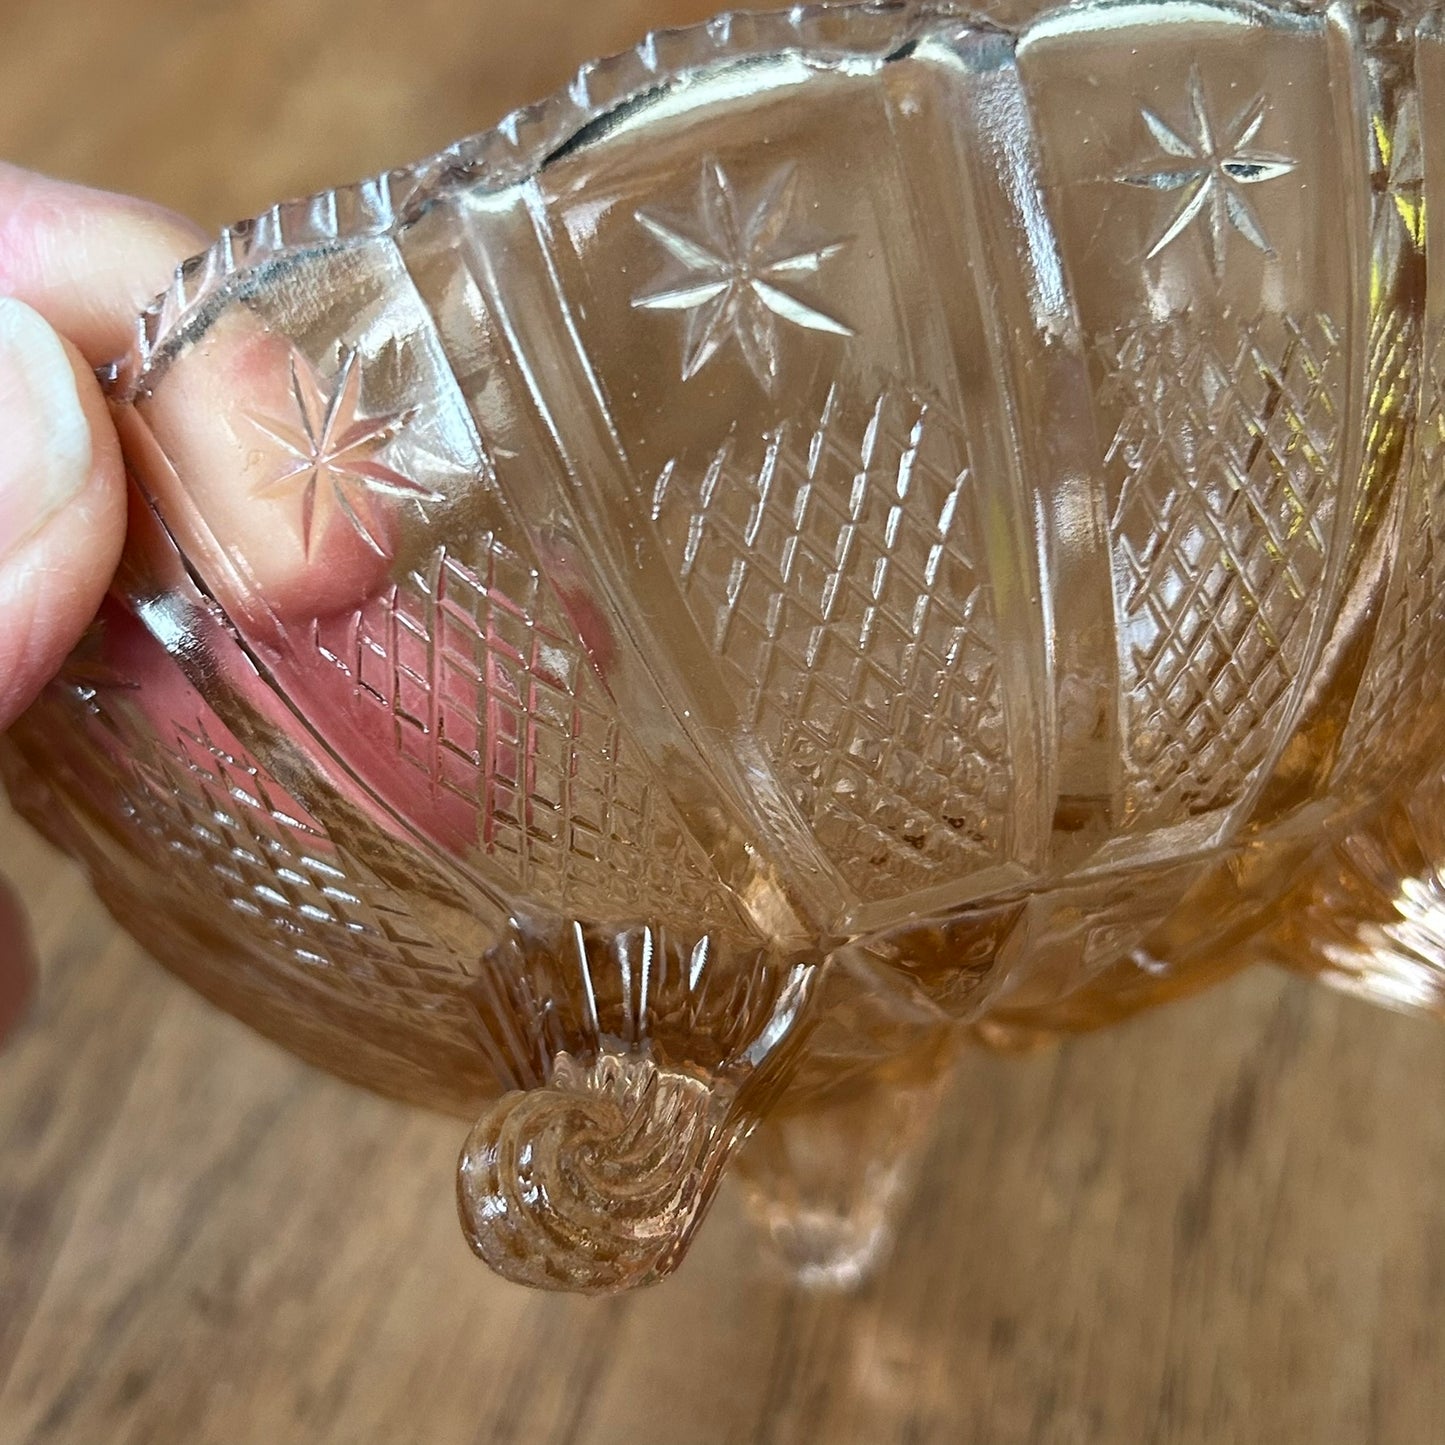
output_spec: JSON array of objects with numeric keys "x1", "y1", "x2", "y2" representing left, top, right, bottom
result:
[{"x1": 8, "y1": 0, "x2": 1445, "y2": 1291}]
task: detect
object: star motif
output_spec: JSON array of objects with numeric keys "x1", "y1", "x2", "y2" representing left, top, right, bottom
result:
[
  {"x1": 1118, "y1": 69, "x2": 1296, "y2": 278},
  {"x1": 249, "y1": 347, "x2": 440, "y2": 558},
  {"x1": 632, "y1": 159, "x2": 853, "y2": 390}
]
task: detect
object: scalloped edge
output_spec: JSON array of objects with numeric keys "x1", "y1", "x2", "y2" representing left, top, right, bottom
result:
[{"x1": 109, "y1": 0, "x2": 994, "y2": 397}]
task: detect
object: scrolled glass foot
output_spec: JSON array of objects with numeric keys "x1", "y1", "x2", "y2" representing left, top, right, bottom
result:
[
  {"x1": 459, "y1": 922, "x2": 818, "y2": 1291},
  {"x1": 458, "y1": 1050, "x2": 738, "y2": 1293}
]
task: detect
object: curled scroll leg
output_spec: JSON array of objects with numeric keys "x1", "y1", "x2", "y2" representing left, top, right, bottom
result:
[{"x1": 457, "y1": 1052, "x2": 743, "y2": 1294}]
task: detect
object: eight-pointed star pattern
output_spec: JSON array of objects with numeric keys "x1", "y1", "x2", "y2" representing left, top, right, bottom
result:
[
  {"x1": 250, "y1": 346, "x2": 440, "y2": 558},
  {"x1": 1118, "y1": 68, "x2": 1296, "y2": 278},
  {"x1": 632, "y1": 159, "x2": 853, "y2": 390}
]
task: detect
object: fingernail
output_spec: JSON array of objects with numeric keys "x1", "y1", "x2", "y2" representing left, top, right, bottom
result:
[{"x1": 0, "y1": 296, "x2": 92, "y2": 564}]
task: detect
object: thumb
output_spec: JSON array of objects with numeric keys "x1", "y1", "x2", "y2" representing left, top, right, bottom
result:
[{"x1": 0, "y1": 295, "x2": 126, "y2": 731}]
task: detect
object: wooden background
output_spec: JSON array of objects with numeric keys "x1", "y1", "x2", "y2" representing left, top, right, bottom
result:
[{"x1": 4, "y1": 1, "x2": 1445, "y2": 1440}]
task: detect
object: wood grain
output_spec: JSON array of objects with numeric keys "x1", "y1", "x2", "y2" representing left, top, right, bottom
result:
[{"x1": 3, "y1": 2, "x2": 1445, "y2": 1441}]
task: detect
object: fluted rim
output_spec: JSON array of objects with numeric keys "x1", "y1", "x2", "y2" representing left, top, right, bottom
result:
[
  {"x1": 111, "y1": 0, "x2": 1435, "y2": 397},
  {"x1": 109, "y1": 1, "x2": 1005, "y2": 396}
]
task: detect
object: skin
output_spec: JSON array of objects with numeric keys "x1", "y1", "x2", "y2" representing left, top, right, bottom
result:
[
  {"x1": 1, "y1": 162, "x2": 627, "y2": 1047},
  {"x1": 0, "y1": 162, "x2": 207, "y2": 1046}
]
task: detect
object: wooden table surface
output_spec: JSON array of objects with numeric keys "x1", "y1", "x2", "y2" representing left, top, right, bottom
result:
[{"x1": 4, "y1": 2, "x2": 1445, "y2": 1441}]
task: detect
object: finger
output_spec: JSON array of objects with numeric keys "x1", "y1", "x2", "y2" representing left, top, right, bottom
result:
[
  {"x1": 123, "y1": 315, "x2": 397, "y2": 623},
  {"x1": 0, "y1": 162, "x2": 206, "y2": 367},
  {"x1": 0, "y1": 873, "x2": 36, "y2": 1047},
  {"x1": 0, "y1": 166, "x2": 203, "y2": 727},
  {"x1": 0, "y1": 298, "x2": 127, "y2": 729}
]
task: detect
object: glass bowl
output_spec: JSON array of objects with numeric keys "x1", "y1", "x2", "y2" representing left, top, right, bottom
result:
[{"x1": 6, "y1": 0, "x2": 1445, "y2": 1292}]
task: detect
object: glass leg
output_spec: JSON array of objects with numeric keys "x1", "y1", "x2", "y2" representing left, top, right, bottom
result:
[{"x1": 735, "y1": 1039, "x2": 956, "y2": 1289}]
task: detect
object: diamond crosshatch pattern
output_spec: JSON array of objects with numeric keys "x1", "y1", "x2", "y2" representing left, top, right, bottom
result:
[
  {"x1": 1094, "y1": 311, "x2": 1345, "y2": 827},
  {"x1": 1331, "y1": 73, "x2": 1425, "y2": 583},
  {"x1": 649, "y1": 377, "x2": 1012, "y2": 902},
  {"x1": 1337, "y1": 336, "x2": 1445, "y2": 789},
  {"x1": 1278, "y1": 56, "x2": 1425, "y2": 796},
  {"x1": 19, "y1": 0, "x2": 1445, "y2": 1301},
  {"x1": 41, "y1": 687, "x2": 486, "y2": 1055},
  {"x1": 303, "y1": 538, "x2": 739, "y2": 929},
  {"x1": 1354, "y1": 304, "x2": 1418, "y2": 543}
]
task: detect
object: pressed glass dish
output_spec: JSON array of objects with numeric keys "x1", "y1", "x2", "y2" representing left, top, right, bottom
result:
[{"x1": 6, "y1": 0, "x2": 1445, "y2": 1292}]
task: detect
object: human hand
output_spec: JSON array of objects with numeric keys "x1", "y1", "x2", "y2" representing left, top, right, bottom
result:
[{"x1": 0, "y1": 162, "x2": 205, "y2": 1045}]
